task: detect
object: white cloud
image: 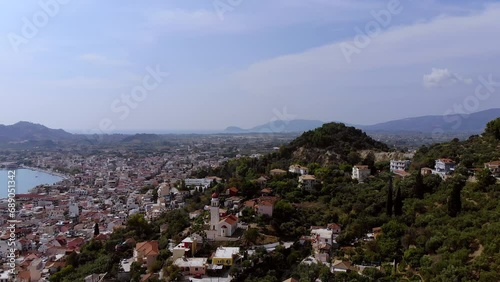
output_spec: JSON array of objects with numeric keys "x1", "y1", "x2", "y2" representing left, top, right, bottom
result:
[
  {"x1": 423, "y1": 68, "x2": 473, "y2": 88},
  {"x1": 423, "y1": 68, "x2": 456, "y2": 88},
  {"x1": 230, "y1": 4, "x2": 500, "y2": 92}
]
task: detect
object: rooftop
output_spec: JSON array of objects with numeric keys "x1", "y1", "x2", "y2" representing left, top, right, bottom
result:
[
  {"x1": 174, "y1": 257, "x2": 207, "y2": 268},
  {"x1": 213, "y1": 247, "x2": 240, "y2": 258}
]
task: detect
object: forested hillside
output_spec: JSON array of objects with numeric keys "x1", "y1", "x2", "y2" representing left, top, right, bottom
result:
[
  {"x1": 207, "y1": 119, "x2": 500, "y2": 281},
  {"x1": 50, "y1": 119, "x2": 500, "y2": 281}
]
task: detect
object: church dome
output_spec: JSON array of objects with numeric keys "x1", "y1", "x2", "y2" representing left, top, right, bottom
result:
[{"x1": 211, "y1": 192, "x2": 219, "y2": 199}]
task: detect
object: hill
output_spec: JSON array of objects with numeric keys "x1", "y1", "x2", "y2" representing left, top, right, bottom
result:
[
  {"x1": 411, "y1": 117, "x2": 500, "y2": 169},
  {"x1": 360, "y1": 108, "x2": 500, "y2": 133},
  {"x1": 0, "y1": 121, "x2": 75, "y2": 143},
  {"x1": 214, "y1": 118, "x2": 500, "y2": 281},
  {"x1": 275, "y1": 122, "x2": 390, "y2": 166}
]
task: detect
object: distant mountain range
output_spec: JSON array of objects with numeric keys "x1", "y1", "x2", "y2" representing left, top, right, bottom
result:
[
  {"x1": 225, "y1": 108, "x2": 500, "y2": 134},
  {"x1": 1, "y1": 109, "x2": 498, "y2": 145},
  {"x1": 358, "y1": 108, "x2": 500, "y2": 133},
  {"x1": 0, "y1": 121, "x2": 74, "y2": 143},
  {"x1": 224, "y1": 119, "x2": 325, "y2": 133}
]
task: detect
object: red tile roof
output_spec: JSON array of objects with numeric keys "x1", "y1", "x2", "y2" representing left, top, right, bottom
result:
[{"x1": 136, "y1": 241, "x2": 159, "y2": 256}]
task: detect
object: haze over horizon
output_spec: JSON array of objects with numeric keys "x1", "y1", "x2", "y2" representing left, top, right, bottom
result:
[{"x1": 1, "y1": 1, "x2": 500, "y2": 132}]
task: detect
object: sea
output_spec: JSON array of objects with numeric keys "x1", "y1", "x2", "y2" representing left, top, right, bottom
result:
[{"x1": 0, "y1": 169, "x2": 63, "y2": 198}]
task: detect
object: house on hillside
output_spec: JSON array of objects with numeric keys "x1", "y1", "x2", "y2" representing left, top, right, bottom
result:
[
  {"x1": 421, "y1": 167, "x2": 433, "y2": 175},
  {"x1": 352, "y1": 165, "x2": 370, "y2": 182},
  {"x1": 432, "y1": 159, "x2": 455, "y2": 178},
  {"x1": 484, "y1": 161, "x2": 500, "y2": 177},
  {"x1": 174, "y1": 257, "x2": 207, "y2": 277},
  {"x1": 270, "y1": 169, "x2": 287, "y2": 176},
  {"x1": 255, "y1": 196, "x2": 279, "y2": 217},
  {"x1": 289, "y1": 165, "x2": 309, "y2": 175},
  {"x1": 392, "y1": 170, "x2": 410, "y2": 178},
  {"x1": 226, "y1": 187, "x2": 239, "y2": 197},
  {"x1": 390, "y1": 160, "x2": 411, "y2": 172},
  {"x1": 211, "y1": 247, "x2": 240, "y2": 266},
  {"x1": 134, "y1": 241, "x2": 159, "y2": 269},
  {"x1": 299, "y1": 175, "x2": 317, "y2": 191},
  {"x1": 244, "y1": 196, "x2": 278, "y2": 217}
]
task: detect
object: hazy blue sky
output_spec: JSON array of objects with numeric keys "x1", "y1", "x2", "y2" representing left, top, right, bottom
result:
[{"x1": 1, "y1": 0, "x2": 499, "y2": 132}]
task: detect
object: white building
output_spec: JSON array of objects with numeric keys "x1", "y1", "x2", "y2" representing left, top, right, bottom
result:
[
  {"x1": 432, "y1": 159, "x2": 455, "y2": 178},
  {"x1": 311, "y1": 228, "x2": 334, "y2": 246},
  {"x1": 352, "y1": 165, "x2": 370, "y2": 182},
  {"x1": 185, "y1": 178, "x2": 214, "y2": 188},
  {"x1": 210, "y1": 193, "x2": 220, "y2": 232},
  {"x1": 174, "y1": 257, "x2": 207, "y2": 276},
  {"x1": 390, "y1": 160, "x2": 411, "y2": 172},
  {"x1": 210, "y1": 193, "x2": 238, "y2": 237},
  {"x1": 299, "y1": 175, "x2": 317, "y2": 191},
  {"x1": 484, "y1": 161, "x2": 500, "y2": 177},
  {"x1": 157, "y1": 183, "x2": 171, "y2": 198},
  {"x1": 289, "y1": 165, "x2": 309, "y2": 175},
  {"x1": 68, "y1": 203, "x2": 80, "y2": 218}
]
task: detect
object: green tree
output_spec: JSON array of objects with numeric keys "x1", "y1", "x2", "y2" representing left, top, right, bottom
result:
[
  {"x1": 394, "y1": 186, "x2": 403, "y2": 216},
  {"x1": 363, "y1": 152, "x2": 376, "y2": 174},
  {"x1": 347, "y1": 151, "x2": 361, "y2": 165},
  {"x1": 476, "y1": 168, "x2": 496, "y2": 190},
  {"x1": 243, "y1": 228, "x2": 261, "y2": 245},
  {"x1": 386, "y1": 177, "x2": 393, "y2": 217},
  {"x1": 152, "y1": 188, "x2": 158, "y2": 203},
  {"x1": 447, "y1": 177, "x2": 465, "y2": 217},
  {"x1": 48, "y1": 265, "x2": 74, "y2": 282},
  {"x1": 126, "y1": 214, "x2": 153, "y2": 240},
  {"x1": 130, "y1": 262, "x2": 146, "y2": 282},
  {"x1": 94, "y1": 222, "x2": 99, "y2": 237},
  {"x1": 484, "y1": 118, "x2": 500, "y2": 139},
  {"x1": 414, "y1": 171, "x2": 424, "y2": 199}
]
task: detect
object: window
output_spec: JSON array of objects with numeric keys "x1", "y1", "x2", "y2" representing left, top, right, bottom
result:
[{"x1": 195, "y1": 268, "x2": 198, "y2": 271}]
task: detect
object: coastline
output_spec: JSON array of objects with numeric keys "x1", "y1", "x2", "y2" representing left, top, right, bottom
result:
[
  {"x1": 0, "y1": 165, "x2": 71, "y2": 198},
  {"x1": 18, "y1": 165, "x2": 70, "y2": 180}
]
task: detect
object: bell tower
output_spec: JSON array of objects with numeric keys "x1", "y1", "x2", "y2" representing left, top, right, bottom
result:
[{"x1": 210, "y1": 193, "x2": 220, "y2": 231}]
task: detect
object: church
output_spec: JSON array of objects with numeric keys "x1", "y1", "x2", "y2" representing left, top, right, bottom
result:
[{"x1": 210, "y1": 193, "x2": 238, "y2": 237}]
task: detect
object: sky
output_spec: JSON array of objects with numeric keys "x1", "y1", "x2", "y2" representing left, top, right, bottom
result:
[{"x1": 1, "y1": 0, "x2": 500, "y2": 133}]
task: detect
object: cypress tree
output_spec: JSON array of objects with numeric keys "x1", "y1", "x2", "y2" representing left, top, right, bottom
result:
[
  {"x1": 448, "y1": 177, "x2": 465, "y2": 217},
  {"x1": 414, "y1": 171, "x2": 424, "y2": 199},
  {"x1": 394, "y1": 186, "x2": 403, "y2": 216},
  {"x1": 94, "y1": 222, "x2": 99, "y2": 236},
  {"x1": 386, "y1": 176, "x2": 393, "y2": 217}
]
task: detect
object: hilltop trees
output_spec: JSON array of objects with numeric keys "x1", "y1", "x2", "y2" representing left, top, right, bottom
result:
[{"x1": 484, "y1": 118, "x2": 500, "y2": 140}]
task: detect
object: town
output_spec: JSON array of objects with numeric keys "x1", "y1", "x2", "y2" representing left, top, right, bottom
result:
[{"x1": 1, "y1": 120, "x2": 500, "y2": 282}]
